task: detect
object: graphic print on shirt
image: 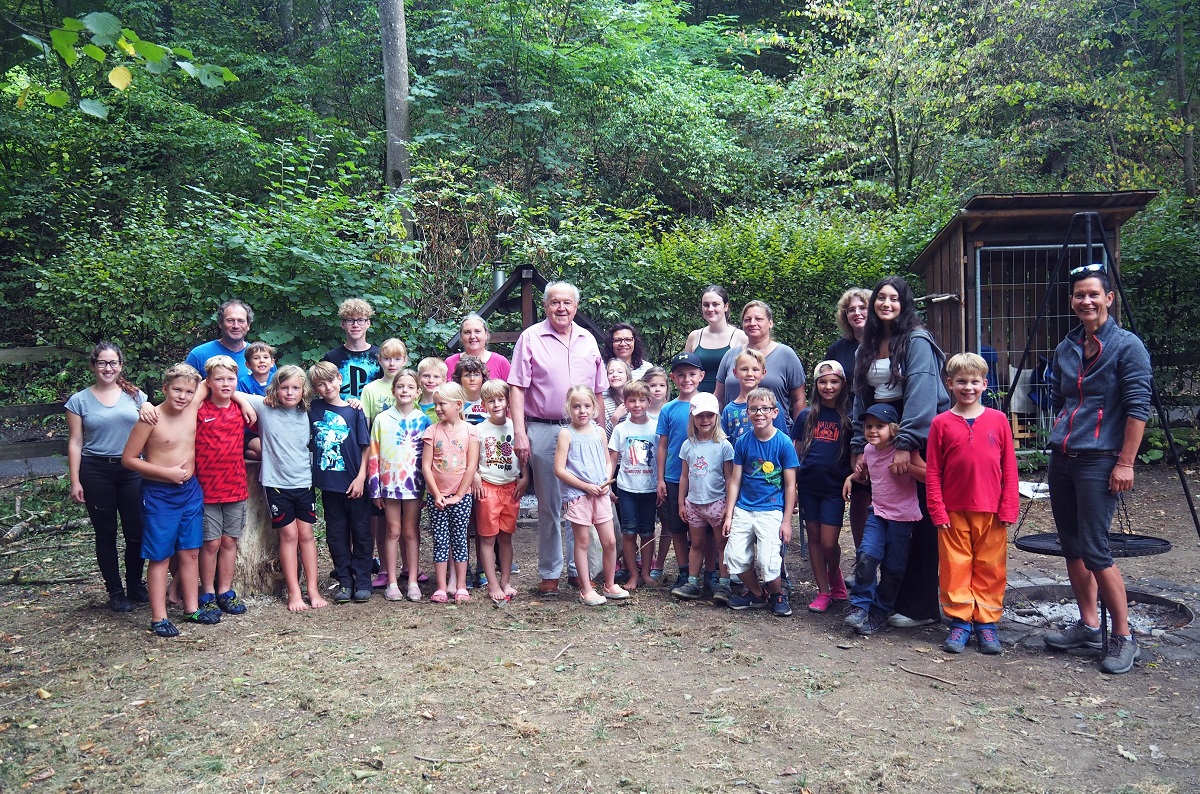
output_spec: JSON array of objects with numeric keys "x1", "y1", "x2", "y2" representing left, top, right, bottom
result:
[
  {"x1": 481, "y1": 432, "x2": 515, "y2": 473},
  {"x1": 433, "y1": 434, "x2": 468, "y2": 475},
  {"x1": 689, "y1": 453, "x2": 710, "y2": 480},
  {"x1": 314, "y1": 410, "x2": 350, "y2": 471},
  {"x1": 750, "y1": 458, "x2": 780, "y2": 488},
  {"x1": 337, "y1": 351, "x2": 381, "y2": 399},
  {"x1": 622, "y1": 438, "x2": 655, "y2": 476},
  {"x1": 813, "y1": 418, "x2": 840, "y2": 443}
]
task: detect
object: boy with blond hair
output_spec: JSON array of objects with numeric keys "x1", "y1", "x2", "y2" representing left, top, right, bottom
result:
[
  {"x1": 122, "y1": 364, "x2": 216, "y2": 637},
  {"x1": 417, "y1": 356, "x2": 448, "y2": 424},
  {"x1": 360, "y1": 338, "x2": 409, "y2": 426},
  {"x1": 926, "y1": 352, "x2": 1019, "y2": 655},
  {"x1": 323, "y1": 298, "x2": 381, "y2": 400}
]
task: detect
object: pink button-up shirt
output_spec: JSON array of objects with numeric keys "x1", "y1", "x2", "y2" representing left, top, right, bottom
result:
[{"x1": 509, "y1": 320, "x2": 607, "y2": 420}]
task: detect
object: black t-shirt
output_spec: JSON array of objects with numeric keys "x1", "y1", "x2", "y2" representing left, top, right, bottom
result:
[
  {"x1": 308, "y1": 400, "x2": 369, "y2": 493},
  {"x1": 322, "y1": 345, "x2": 381, "y2": 399}
]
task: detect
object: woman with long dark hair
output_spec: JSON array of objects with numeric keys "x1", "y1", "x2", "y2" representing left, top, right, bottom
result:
[
  {"x1": 849, "y1": 276, "x2": 949, "y2": 631},
  {"x1": 603, "y1": 322, "x2": 654, "y2": 382},
  {"x1": 66, "y1": 342, "x2": 148, "y2": 612}
]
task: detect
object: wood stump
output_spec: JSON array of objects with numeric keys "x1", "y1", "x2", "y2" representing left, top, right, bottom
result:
[{"x1": 232, "y1": 461, "x2": 284, "y2": 596}]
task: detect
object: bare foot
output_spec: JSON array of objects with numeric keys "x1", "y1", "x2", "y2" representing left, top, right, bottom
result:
[
  {"x1": 503, "y1": 584, "x2": 518, "y2": 599},
  {"x1": 166, "y1": 580, "x2": 182, "y2": 607},
  {"x1": 308, "y1": 594, "x2": 329, "y2": 609},
  {"x1": 287, "y1": 595, "x2": 311, "y2": 613}
]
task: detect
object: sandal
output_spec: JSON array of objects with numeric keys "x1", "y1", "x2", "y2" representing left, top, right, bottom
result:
[
  {"x1": 406, "y1": 583, "x2": 422, "y2": 602},
  {"x1": 150, "y1": 619, "x2": 179, "y2": 637},
  {"x1": 454, "y1": 589, "x2": 471, "y2": 604},
  {"x1": 430, "y1": 590, "x2": 449, "y2": 604}
]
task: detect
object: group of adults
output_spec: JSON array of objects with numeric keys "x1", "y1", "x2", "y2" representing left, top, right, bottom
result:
[{"x1": 70, "y1": 270, "x2": 1149, "y2": 668}]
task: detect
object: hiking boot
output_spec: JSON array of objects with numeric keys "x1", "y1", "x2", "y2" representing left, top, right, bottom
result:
[
  {"x1": 807, "y1": 593, "x2": 833, "y2": 613},
  {"x1": 976, "y1": 623, "x2": 1002, "y2": 655},
  {"x1": 771, "y1": 592, "x2": 793, "y2": 617},
  {"x1": 943, "y1": 624, "x2": 972, "y2": 654},
  {"x1": 728, "y1": 590, "x2": 768, "y2": 610},
  {"x1": 216, "y1": 589, "x2": 247, "y2": 615},
  {"x1": 1100, "y1": 633, "x2": 1141, "y2": 674},
  {"x1": 108, "y1": 591, "x2": 135, "y2": 613},
  {"x1": 856, "y1": 610, "x2": 891, "y2": 636},
  {"x1": 672, "y1": 579, "x2": 705, "y2": 601},
  {"x1": 843, "y1": 606, "x2": 868, "y2": 629},
  {"x1": 333, "y1": 586, "x2": 352, "y2": 604},
  {"x1": 711, "y1": 580, "x2": 733, "y2": 604},
  {"x1": 1044, "y1": 620, "x2": 1102, "y2": 651}
]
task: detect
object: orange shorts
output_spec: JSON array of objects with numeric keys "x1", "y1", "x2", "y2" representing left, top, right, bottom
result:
[{"x1": 475, "y1": 480, "x2": 520, "y2": 537}]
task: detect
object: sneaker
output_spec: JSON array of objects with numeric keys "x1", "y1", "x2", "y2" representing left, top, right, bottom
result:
[
  {"x1": 510, "y1": 561, "x2": 520, "y2": 574},
  {"x1": 108, "y1": 591, "x2": 135, "y2": 613},
  {"x1": 477, "y1": 571, "x2": 489, "y2": 589},
  {"x1": 1044, "y1": 620, "x2": 1103, "y2": 651},
  {"x1": 707, "y1": 570, "x2": 720, "y2": 592},
  {"x1": 127, "y1": 582, "x2": 150, "y2": 603},
  {"x1": 856, "y1": 610, "x2": 891, "y2": 636},
  {"x1": 371, "y1": 572, "x2": 388, "y2": 588},
  {"x1": 728, "y1": 590, "x2": 768, "y2": 610},
  {"x1": 976, "y1": 623, "x2": 1002, "y2": 655},
  {"x1": 1100, "y1": 633, "x2": 1140, "y2": 674},
  {"x1": 614, "y1": 569, "x2": 630, "y2": 586},
  {"x1": 671, "y1": 572, "x2": 690, "y2": 591},
  {"x1": 371, "y1": 557, "x2": 381, "y2": 574},
  {"x1": 888, "y1": 613, "x2": 937, "y2": 628},
  {"x1": 807, "y1": 593, "x2": 833, "y2": 613},
  {"x1": 150, "y1": 618, "x2": 179, "y2": 637},
  {"x1": 648, "y1": 568, "x2": 664, "y2": 585},
  {"x1": 185, "y1": 608, "x2": 221, "y2": 625},
  {"x1": 384, "y1": 584, "x2": 403, "y2": 601},
  {"x1": 333, "y1": 587, "x2": 352, "y2": 604},
  {"x1": 712, "y1": 579, "x2": 733, "y2": 604},
  {"x1": 771, "y1": 592, "x2": 793, "y2": 617},
  {"x1": 672, "y1": 580, "x2": 705, "y2": 600},
  {"x1": 943, "y1": 624, "x2": 972, "y2": 654},
  {"x1": 352, "y1": 588, "x2": 373, "y2": 603},
  {"x1": 828, "y1": 568, "x2": 849, "y2": 602},
  {"x1": 197, "y1": 593, "x2": 222, "y2": 619},
  {"x1": 216, "y1": 590, "x2": 247, "y2": 615},
  {"x1": 843, "y1": 606, "x2": 868, "y2": 628},
  {"x1": 602, "y1": 585, "x2": 631, "y2": 600}
]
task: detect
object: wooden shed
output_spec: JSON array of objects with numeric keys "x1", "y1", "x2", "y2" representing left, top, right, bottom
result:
[{"x1": 911, "y1": 191, "x2": 1157, "y2": 443}]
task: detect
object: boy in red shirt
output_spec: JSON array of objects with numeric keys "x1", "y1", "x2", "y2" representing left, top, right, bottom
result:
[
  {"x1": 926, "y1": 353, "x2": 1019, "y2": 655},
  {"x1": 194, "y1": 356, "x2": 254, "y2": 617}
]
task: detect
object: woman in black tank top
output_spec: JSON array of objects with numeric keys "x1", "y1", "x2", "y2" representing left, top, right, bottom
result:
[{"x1": 684, "y1": 285, "x2": 747, "y2": 393}]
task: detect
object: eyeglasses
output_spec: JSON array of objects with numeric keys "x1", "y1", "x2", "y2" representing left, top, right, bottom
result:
[
  {"x1": 747, "y1": 406, "x2": 776, "y2": 415},
  {"x1": 612, "y1": 337, "x2": 634, "y2": 345},
  {"x1": 95, "y1": 360, "x2": 122, "y2": 370},
  {"x1": 343, "y1": 318, "x2": 371, "y2": 326},
  {"x1": 1069, "y1": 263, "x2": 1106, "y2": 277}
]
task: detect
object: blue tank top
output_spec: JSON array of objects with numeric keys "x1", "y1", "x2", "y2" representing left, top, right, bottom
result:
[
  {"x1": 561, "y1": 424, "x2": 609, "y2": 502},
  {"x1": 695, "y1": 327, "x2": 736, "y2": 393}
]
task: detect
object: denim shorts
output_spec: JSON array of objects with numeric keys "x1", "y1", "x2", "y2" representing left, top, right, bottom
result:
[
  {"x1": 798, "y1": 491, "x2": 846, "y2": 528},
  {"x1": 615, "y1": 488, "x2": 657, "y2": 537}
]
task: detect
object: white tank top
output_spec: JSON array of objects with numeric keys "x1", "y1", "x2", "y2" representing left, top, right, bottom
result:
[{"x1": 867, "y1": 358, "x2": 904, "y2": 401}]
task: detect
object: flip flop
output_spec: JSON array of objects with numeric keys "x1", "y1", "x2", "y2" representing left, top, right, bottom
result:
[
  {"x1": 430, "y1": 590, "x2": 448, "y2": 604},
  {"x1": 504, "y1": 584, "x2": 518, "y2": 599},
  {"x1": 490, "y1": 594, "x2": 509, "y2": 608}
]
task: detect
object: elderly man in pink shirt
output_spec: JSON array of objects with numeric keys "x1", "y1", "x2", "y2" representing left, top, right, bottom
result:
[{"x1": 509, "y1": 282, "x2": 608, "y2": 595}]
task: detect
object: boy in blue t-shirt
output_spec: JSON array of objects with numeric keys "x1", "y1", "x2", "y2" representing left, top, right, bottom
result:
[
  {"x1": 722, "y1": 388, "x2": 799, "y2": 616},
  {"x1": 655, "y1": 352, "x2": 704, "y2": 587}
]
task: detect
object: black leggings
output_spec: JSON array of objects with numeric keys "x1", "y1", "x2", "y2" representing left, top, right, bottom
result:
[{"x1": 79, "y1": 456, "x2": 145, "y2": 594}]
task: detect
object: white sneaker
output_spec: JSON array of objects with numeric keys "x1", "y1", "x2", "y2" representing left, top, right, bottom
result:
[{"x1": 888, "y1": 613, "x2": 938, "y2": 628}]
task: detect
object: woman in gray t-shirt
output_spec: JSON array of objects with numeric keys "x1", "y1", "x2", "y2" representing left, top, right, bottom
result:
[{"x1": 66, "y1": 342, "x2": 148, "y2": 612}]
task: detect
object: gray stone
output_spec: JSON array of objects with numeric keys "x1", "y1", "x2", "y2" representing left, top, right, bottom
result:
[
  {"x1": 1148, "y1": 646, "x2": 1198, "y2": 663},
  {"x1": 997, "y1": 628, "x2": 1030, "y2": 647},
  {"x1": 1173, "y1": 626, "x2": 1200, "y2": 644}
]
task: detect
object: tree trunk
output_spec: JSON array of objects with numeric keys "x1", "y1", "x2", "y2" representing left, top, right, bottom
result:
[
  {"x1": 232, "y1": 462, "x2": 284, "y2": 597},
  {"x1": 1177, "y1": 14, "x2": 1196, "y2": 200},
  {"x1": 279, "y1": 0, "x2": 295, "y2": 45},
  {"x1": 380, "y1": 0, "x2": 411, "y2": 189}
]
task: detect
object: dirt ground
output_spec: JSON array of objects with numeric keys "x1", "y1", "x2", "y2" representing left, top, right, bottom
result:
[{"x1": 2, "y1": 466, "x2": 1199, "y2": 794}]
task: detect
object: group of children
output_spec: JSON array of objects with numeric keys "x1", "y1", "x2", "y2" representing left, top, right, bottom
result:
[{"x1": 125, "y1": 297, "x2": 1019, "y2": 658}]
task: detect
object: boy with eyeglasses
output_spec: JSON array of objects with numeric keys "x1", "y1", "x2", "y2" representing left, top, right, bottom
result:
[{"x1": 322, "y1": 298, "x2": 382, "y2": 400}]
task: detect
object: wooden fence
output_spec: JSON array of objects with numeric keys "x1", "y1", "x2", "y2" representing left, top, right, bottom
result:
[{"x1": 0, "y1": 347, "x2": 80, "y2": 461}]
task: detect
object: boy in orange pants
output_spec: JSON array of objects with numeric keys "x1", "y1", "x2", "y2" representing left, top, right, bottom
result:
[{"x1": 926, "y1": 353, "x2": 1019, "y2": 655}]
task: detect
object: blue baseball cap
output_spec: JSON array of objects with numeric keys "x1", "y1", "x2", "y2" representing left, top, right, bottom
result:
[
  {"x1": 669, "y1": 351, "x2": 704, "y2": 371},
  {"x1": 860, "y1": 403, "x2": 900, "y2": 424}
]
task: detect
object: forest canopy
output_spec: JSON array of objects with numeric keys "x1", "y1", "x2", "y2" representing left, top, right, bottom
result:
[{"x1": 1, "y1": 0, "x2": 1197, "y2": 384}]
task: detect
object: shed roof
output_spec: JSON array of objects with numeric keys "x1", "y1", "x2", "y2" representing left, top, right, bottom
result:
[{"x1": 911, "y1": 191, "x2": 1158, "y2": 276}]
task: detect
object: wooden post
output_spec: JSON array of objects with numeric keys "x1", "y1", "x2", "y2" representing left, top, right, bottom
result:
[{"x1": 233, "y1": 461, "x2": 284, "y2": 596}]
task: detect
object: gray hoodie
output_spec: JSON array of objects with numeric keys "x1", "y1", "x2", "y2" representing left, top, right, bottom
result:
[
  {"x1": 851, "y1": 328, "x2": 951, "y2": 454},
  {"x1": 1049, "y1": 316, "x2": 1151, "y2": 455}
]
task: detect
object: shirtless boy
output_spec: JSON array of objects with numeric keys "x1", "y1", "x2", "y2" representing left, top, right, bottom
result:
[{"x1": 122, "y1": 364, "x2": 220, "y2": 637}]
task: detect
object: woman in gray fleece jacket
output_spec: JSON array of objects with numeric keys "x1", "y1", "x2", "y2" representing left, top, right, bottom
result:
[{"x1": 1043, "y1": 266, "x2": 1152, "y2": 675}]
